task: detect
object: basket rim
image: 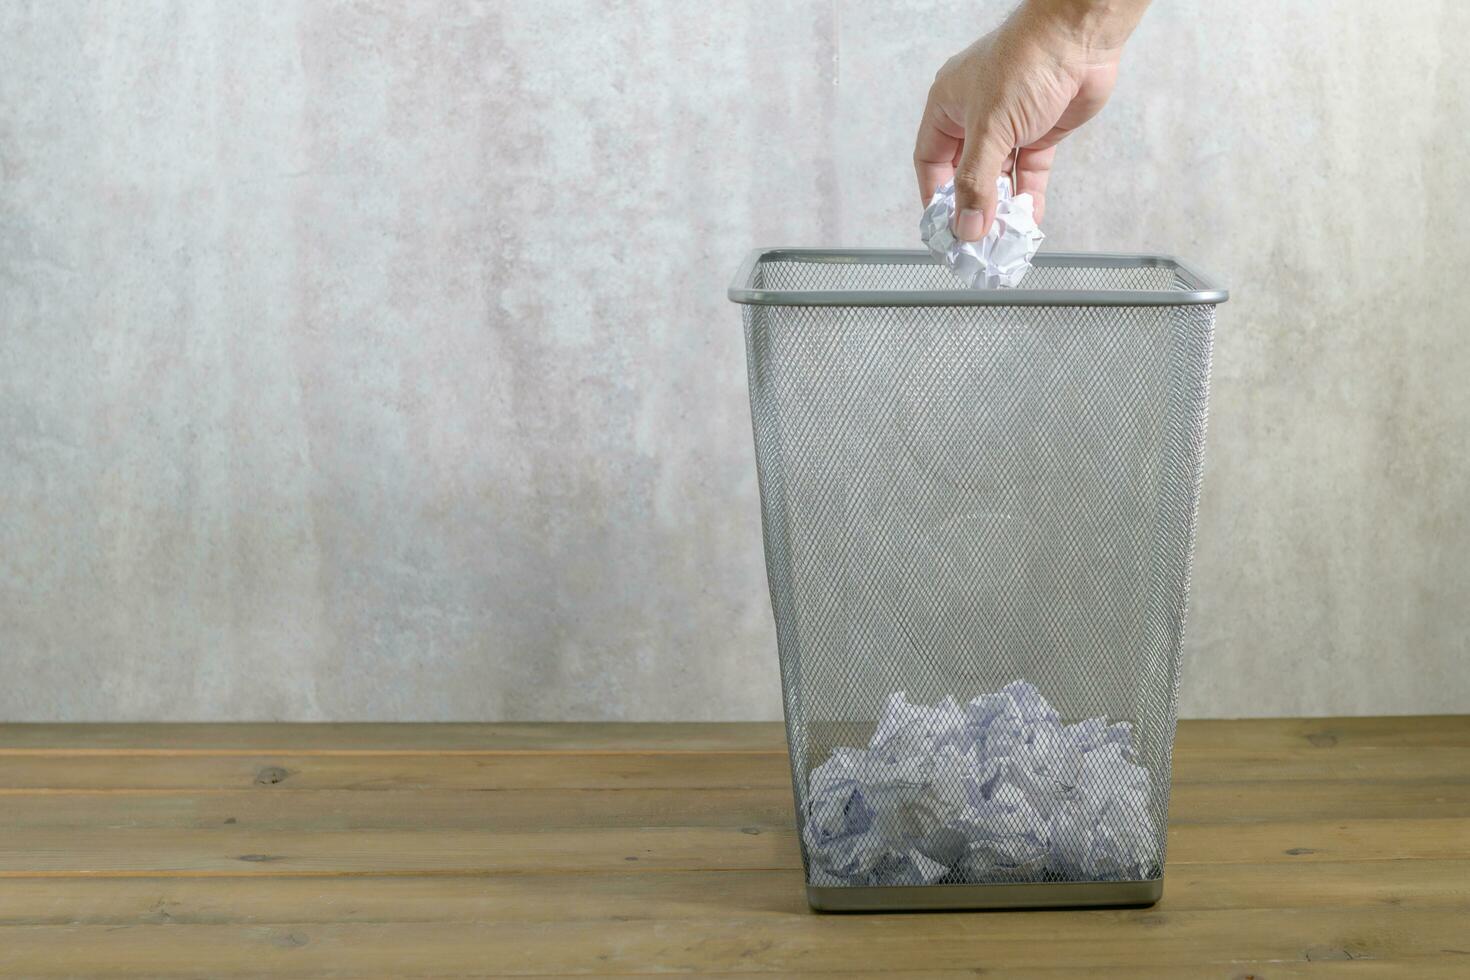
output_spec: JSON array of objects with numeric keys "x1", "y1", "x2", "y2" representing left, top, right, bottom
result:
[{"x1": 728, "y1": 248, "x2": 1228, "y2": 308}]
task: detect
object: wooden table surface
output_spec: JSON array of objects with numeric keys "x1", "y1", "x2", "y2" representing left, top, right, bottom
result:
[{"x1": 0, "y1": 718, "x2": 1466, "y2": 978}]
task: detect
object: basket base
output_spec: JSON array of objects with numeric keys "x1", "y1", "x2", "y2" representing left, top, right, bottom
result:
[{"x1": 807, "y1": 877, "x2": 1162, "y2": 913}]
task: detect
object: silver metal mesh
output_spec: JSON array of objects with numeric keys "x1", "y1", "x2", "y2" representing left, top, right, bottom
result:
[{"x1": 739, "y1": 254, "x2": 1217, "y2": 900}]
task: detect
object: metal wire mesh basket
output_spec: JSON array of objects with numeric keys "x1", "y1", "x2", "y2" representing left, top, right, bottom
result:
[{"x1": 730, "y1": 249, "x2": 1227, "y2": 911}]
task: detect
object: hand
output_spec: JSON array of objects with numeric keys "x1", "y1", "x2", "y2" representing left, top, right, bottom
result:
[{"x1": 914, "y1": 0, "x2": 1149, "y2": 240}]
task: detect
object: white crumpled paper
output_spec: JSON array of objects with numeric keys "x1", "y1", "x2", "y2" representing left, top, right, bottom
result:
[
  {"x1": 920, "y1": 176, "x2": 1045, "y2": 289},
  {"x1": 802, "y1": 681, "x2": 1158, "y2": 887}
]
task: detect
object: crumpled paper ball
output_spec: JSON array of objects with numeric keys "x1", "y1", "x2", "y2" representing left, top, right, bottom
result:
[
  {"x1": 920, "y1": 176, "x2": 1045, "y2": 288},
  {"x1": 802, "y1": 681, "x2": 1159, "y2": 888}
]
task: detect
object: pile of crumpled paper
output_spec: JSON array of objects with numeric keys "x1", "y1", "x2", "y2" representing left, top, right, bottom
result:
[{"x1": 802, "y1": 681, "x2": 1158, "y2": 887}]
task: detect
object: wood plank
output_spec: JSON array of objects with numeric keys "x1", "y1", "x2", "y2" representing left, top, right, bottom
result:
[
  {"x1": 1, "y1": 746, "x2": 1464, "y2": 791},
  {"x1": 0, "y1": 861, "x2": 1463, "y2": 925},
  {"x1": 0, "y1": 826, "x2": 794, "y2": 874},
  {"x1": 0, "y1": 723, "x2": 788, "y2": 754},
  {"x1": 1, "y1": 716, "x2": 1465, "y2": 754},
  {"x1": 1173, "y1": 715, "x2": 1470, "y2": 751},
  {"x1": 1, "y1": 777, "x2": 1465, "y2": 833},
  {"x1": 1172, "y1": 746, "x2": 1470, "y2": 783},
  {"x1": 1167, "y1": 778, "x2": 1470, "y2": 823},
  {"x1": 0, "y1": 788, "x2": 797, "y2": 831},
  {"x1": 1166, "y1": 817, "x2": 1470, "y2": 864},
  {"x1": 0, "y1": 753, "x2": 794, "y2": 791},
  {"x1": 0, "y1": 908, "x2": 1464, "y2": 977},
  {"x1": 0, "y1": 816, "x2": 1464, "y2": 875}
]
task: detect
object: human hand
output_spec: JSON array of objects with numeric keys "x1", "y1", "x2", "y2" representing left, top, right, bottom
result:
[{"x1": 914, "y1": 0, "x2": 1150, "y2": 240}]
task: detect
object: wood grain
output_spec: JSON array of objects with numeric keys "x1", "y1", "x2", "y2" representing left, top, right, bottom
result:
[
  {"x1": 1, "y1": 745, "x2": 1464, "y2": 791},
  {"x1": 1, "y1": 715, "x2": 1464, "y2": 752},
  {"x1": 0, "y1": 718, "x2": 1464, "y2": 977},
  {"x1": 0, "y1": 778, "x2": 1465, "y2": 832},
  {"x1": 0, "y1": 817, "x2": 1466, "y2": 875},
  {"x1": 0, "y1": 723, "x2": 791, "y2": 754},
  {"x1": 0, "y1": 861, "x2": 1465, "y2": 923},
  {"x1": 0, "y1": 909, "x2": 1466, "y2": 977}
]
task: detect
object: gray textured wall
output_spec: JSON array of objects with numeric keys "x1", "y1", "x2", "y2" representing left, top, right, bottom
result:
[{"x1": 3, "y1": 1, "x2": 1467, "y2": 721}]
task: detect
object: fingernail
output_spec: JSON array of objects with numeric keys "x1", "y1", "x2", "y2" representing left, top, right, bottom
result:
[{"x1": 954, "y1": 208, "x2": 985, "y2": 241}]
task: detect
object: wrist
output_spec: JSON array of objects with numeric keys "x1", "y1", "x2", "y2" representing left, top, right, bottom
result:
[{"x1": 1017, "y1": 0, "x2": 1148, "y2": 55}]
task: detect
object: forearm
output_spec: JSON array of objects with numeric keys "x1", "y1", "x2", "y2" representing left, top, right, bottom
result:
[{"x1": 1015, "y1": 0, "x2": 1151, "y2": 54}]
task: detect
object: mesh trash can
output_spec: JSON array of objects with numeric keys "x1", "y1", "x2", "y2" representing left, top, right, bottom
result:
[{"x1": 729, "y1": 249, "x2": 1227, "y2": 912}]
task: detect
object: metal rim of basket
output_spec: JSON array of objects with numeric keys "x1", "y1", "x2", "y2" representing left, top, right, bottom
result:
[{"x1": 728, "y1": 248, "x2": 1229, "y2": 308}]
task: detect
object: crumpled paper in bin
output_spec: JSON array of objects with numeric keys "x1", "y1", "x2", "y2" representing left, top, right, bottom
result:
[
  {"x1": 920, "y1": 177, "x2": 1045, "y2": 288},
  {"x1": 802, "y1": 681, "x2": 1158, "y2": 887}
]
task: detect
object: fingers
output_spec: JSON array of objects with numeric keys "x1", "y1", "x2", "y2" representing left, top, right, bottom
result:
[
  {"x1": 951, "y1": 118, "x2": 1014, "y2": 241},
  {"x1": 913, "y1": 90, "x2": 964, "y2": 206},
  {"x1": 1014, "y1": 144, "x2": 1056, "y2": 223}
]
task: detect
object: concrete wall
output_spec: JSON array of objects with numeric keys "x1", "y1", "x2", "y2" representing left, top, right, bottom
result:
[{"x1": 3, "y1": 1, "x2": 1467, "y2": 720}]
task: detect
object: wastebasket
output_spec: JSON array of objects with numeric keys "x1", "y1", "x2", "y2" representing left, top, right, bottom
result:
[{"x1": 729, "y1": 249, "x2": 1227, "y2": 911}]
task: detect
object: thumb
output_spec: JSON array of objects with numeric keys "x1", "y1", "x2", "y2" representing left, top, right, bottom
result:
[{"x1": 952, "y1": 123, "x2": 1013, "y2": 242}]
